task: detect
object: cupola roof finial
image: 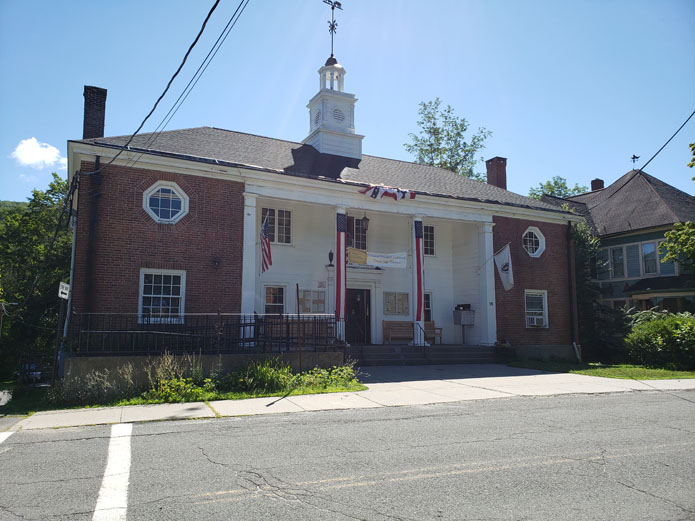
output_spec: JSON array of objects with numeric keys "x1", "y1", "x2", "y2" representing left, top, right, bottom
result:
[{"x1": 323, "y1": 0, "x2": 342, "y2": 59}]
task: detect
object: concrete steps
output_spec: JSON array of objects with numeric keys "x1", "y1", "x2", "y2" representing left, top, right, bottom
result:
[{"x1": 347, "y1": 345, "x2": 499, "y2": 366}]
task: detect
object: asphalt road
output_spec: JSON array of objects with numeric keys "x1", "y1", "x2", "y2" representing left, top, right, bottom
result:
[{"x1": 1, "y1": 391, "x2": 694, "y2": 520}]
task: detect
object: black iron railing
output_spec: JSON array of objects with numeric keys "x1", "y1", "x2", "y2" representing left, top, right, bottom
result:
[{"x1": 64, "y1": 313, "x2": 338, "y2": 356}]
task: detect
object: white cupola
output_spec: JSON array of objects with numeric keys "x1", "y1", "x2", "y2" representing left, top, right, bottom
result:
[{"x1": 303, "y1": 55, "x2": 364, "y2": 159}]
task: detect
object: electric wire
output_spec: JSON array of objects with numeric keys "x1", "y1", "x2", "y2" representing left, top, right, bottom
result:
[
  {"x1": 81, "y1": 0, "x2": 222, "y2": 177},
  {"x1": 122, "y1": 0, "x2": 250, "y2": 171},
  {"x1": 587, "y1": 108, "x2": 695, "y2": 210}
]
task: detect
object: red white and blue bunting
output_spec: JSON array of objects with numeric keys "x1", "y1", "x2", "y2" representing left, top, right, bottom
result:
[{"x1": 359, "y1": 185, "x2": 416, "y2": 201}]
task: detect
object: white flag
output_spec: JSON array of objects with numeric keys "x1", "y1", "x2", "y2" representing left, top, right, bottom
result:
[{"x1": 494, "y1": 244, "x2": 514, "y2": 291}]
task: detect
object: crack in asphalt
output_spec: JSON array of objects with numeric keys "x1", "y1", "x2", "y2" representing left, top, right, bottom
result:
[{"x1": 616, "y1": 479, "x2": 695, "y2": 516}]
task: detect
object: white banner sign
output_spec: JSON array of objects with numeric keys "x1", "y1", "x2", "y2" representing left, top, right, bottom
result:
[
  {"x1": 493, "y1": 244, "x2": 514, "y2": 291},
  {"x1": 366, "y1": 252, "x2": 408, "y2": 269}
]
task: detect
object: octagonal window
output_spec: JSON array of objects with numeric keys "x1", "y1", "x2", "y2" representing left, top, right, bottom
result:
[
  {"x1": 143, "y1": 181, "x2": 189, "y2": 224},
  {"x1": 522, "y1": 226, "x2": 546, "y2": 258}
]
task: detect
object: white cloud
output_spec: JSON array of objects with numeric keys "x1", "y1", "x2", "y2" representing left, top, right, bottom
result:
[{"x1": 10, "y1": 137, "x2": 66, "y2": 170}]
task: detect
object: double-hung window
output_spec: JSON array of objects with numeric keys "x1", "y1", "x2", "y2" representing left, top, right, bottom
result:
[
  {"x1": 424, "y1": 292, "x2": 433, "y2": 322},
  {"x1": 525, "y1": 290, "x2": 548, "y2": 328},
  {"x1": 299, "y1": 290, "x2": 326, "y2": 313},
  {"x1": 610, "y1": 247, "x2": 625, "y2": 278},
  {"x1": 264, "y1": 286, "x2": 285, "y2": 314},
  {"x1": 139, "y1": 269, "x2": 186, "y2": 323},
  {"x1": 641, "y1": 242, "x2": 658, "y2": 274},
  {"x1": 261, "y1": 208, "x2": 291, "y2": 244},
  {"x1": 347, "y1": 216, "x2": 367, "y2": 250},
  {"x1": 424, "y1": 226, "x2": 435, "y2": 256}
]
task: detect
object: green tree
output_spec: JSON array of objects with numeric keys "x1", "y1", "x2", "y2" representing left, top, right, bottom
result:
[
  {"x1": 658, "y1": 221, "x2": 695, "y2": 273},
  {"x1": 0, "y1": 174, "x2": 72, "y2": 375},
  {"x1": 404, "y1": 98, "x2": 491, "y2": 181},
  {"x1": 528, "y1": 176, "x2": 588, "y2": 199}
]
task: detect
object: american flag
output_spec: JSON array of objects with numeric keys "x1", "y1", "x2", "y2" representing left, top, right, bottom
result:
[{"x1": 260, "y1": 216, "x2": 272, "y2": 273}]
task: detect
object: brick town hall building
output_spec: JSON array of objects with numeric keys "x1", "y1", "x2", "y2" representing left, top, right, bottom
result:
[{"x1": 63, "y1": 52, "x2": 581, "y2": 369}]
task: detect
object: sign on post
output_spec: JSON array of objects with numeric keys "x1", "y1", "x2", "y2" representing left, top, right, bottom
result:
[{"x1": 58, "y1": 282, "x2": 70, "y2": 300}]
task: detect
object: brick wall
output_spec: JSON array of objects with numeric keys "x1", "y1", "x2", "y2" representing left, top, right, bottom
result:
[
  {"x1": 493, "y1": 216, "x2": 572, "y2": 345},
  {"x1": 72, "y1": 162, "x2": 244, "y2": 314}
]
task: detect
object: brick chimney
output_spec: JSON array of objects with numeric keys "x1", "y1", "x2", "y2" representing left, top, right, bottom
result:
[
  {"x1": 591, "y1": 178, "x2": 604, "y2": 191},
  {"x1": 486, "y1": 156, "x2": 507, "y2": 190},
  {"x1": 82, "y1": 86, "x2": 107, "y2": 139}
]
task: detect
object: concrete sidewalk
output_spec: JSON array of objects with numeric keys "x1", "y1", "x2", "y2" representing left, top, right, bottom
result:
[{"x1": 6, "y1": 364, "x2": 695, "y2": 431}]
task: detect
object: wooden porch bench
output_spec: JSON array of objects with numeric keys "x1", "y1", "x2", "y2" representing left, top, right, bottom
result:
[
  {"x1": 425, "y1": 321, "x2": 443, "y2": 344},
  {"x1": 382, "y1": 320, "x2": 414, "y2": 344}
]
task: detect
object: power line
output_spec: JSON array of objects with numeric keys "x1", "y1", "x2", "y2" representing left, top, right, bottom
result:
[
  {"x1": 82, "y1": 0, "x2": 222, "y2": 176},
  {"x1": 123, "y1": 0, "x2": 251, "y2": 170},
  {"x1": 636, "y1": 108, "x2": 695, "y2": 175},
  {"x1": 588, "y1": 108, "x2": 695, "y2": 210}
]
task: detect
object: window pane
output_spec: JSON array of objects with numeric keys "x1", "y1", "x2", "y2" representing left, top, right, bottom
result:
[
  {"x1": 424, "y1": 293, "x2": 432, "y2": 322},
  {"x1": 642, "y1": 243, "x2": 657, "y2": 274},
  {"x1": 597, "y1": 249, "x2": 610, "y2": 280},
  {"x1": 277, "y1": 210, "x2": 291, "y2": 244},
  {"x1": 525, "y1": 294, "x2": 544, "y2": 311},
  {"x1": 611, "y1": 247, "x2": 625, "y2": 277},
  {"x1": 141, "y1": 271, "x2": 184, "y2": 318},
  {"x1": 424, "y1": 226, "x2": 435, "y2": 256},
  {"x1": 523, "y1": 231, "x2": 539, "y2": 254}
]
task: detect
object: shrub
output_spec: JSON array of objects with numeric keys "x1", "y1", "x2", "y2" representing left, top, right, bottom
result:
[
  {"x1": 142, "y1": 377, "x2": 216, "y2": 402},
  {"x1": 47, "y1": 362, "x2": 140, "y2": 406},
  {"x1": 625, "y1": 311, "x2": 695, "y2": 370},
  {"x1": 232, "y1": 358, "x2": 294, "y2": 394}
]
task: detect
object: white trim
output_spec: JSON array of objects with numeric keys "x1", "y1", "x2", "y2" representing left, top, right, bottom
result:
[
  {"x1": 138, "y1": 268, "x2": 186, "y2": 323},
  {"x1": 522, "y1": 226, "x2": 546, "y2": 258},
  {"x1": 524, "y1": 289, "x2": 549, "y2": 329},
  {"x1": 142, "y1": 181, "x2": 189, "y2": 224}
]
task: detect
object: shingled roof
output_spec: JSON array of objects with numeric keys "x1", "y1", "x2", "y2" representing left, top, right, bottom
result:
[
  {"x1": 73, "y1": 126, "x2": 569, "y2": 215},
  {"x1": 543, "y1": 170, "x2": 695, "y2": 236}
]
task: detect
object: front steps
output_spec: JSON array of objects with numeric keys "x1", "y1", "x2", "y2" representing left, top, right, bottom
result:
[{"x1": 346, "y1": 344, "x2": 499, "y2": 366}]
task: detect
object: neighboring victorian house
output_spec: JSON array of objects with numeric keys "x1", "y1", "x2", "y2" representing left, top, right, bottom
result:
[
  {"x1": 65, "y1": 53, "x2": 581, "y2": 363},
  {"x1": 544, "y1": 172, "x2": 695, "y2": 312}
]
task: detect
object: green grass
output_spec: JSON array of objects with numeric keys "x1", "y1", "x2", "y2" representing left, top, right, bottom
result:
[
  {"x1": 0, "y1": 381, "x2": 367, "y2": 416},
  {"x1": 509, "y1": 361, "x2": 695, "y2": 380}
]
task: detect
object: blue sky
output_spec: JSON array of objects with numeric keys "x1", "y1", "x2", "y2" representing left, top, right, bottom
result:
[{"x1": 1, "y1": 0, "x2": 693, "y2": 202}]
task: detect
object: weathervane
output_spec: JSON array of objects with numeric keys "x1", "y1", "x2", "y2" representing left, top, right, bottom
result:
[
  {"x1": 323, "y1": 0, "x2": 342, "y2": 57},
  {"x1": 631, "y1": 154, "x2": 640, "y2": 167}
]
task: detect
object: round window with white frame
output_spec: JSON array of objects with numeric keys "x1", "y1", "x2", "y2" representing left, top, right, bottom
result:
[
  {"x1": 143, "y1": 181, "x2": 189, "y2": 224},
  {"x1": 522, "y1": 226, "x2": 546, "y2": 258}
]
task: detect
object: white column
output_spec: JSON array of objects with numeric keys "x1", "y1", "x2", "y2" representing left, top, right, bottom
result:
[
  {"x1": 478, "y1": 222, "x2": 497, "y2": 345},
  {"x1": 335, "y1": 207, "x2": 347, "y2": 342},
  {"x1": 241, "y1": 193, "x2": 257, "y2": 317},
  {"x1": 411, "y1": 216, "x2": 427, "y2": 346}
]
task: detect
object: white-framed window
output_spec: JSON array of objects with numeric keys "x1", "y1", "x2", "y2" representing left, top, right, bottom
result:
[
  {"x1": 299, "y1": 290, "x2": 326, "y2": 313},
  {"x1": 264, "y1": 286, "x2": 285, "y2": 314},
  {"x1": 522, "y1": 226, "x2": 546, "y2": 258},
  {"x1": 424, "y1": 292, "x2": 432, "y2": 322},
  {"x1": 347, "y1": 215, "x2": 367, "y2": 250},
  {"x1": 261, "y1": 208, "x2": 291, "y2": 244},
  {"x1": 598, "y1": 239, "x2": 676, "y2": 280},
  {"x1": 424, "y1": 226, "x2": 435, "y2": 256},
  {"x1": 525, "y1": 290, "x2": 548, "y2": 328},
  {"x1": 384, "y1": 292, "x2": 409, "y2": 316},
  {"x1": 143, "y1": 181, "x2": 189, "y2": 224},
  {"x1": 138, "y1": 269, "x2": 186, "y2": 323}
]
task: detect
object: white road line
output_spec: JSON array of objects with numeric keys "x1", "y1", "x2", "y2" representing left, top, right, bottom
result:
[
  {"x1": 93, "y1": 423, "x2": 132, "y2": 521},
  {"x1": 0, "y1": 432, "x2": 13, "y2": 444}
]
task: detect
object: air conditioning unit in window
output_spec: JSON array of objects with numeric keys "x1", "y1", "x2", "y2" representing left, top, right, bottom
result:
[{"x1": 526, "y1": 316, "x2": 545, "y2": 328}]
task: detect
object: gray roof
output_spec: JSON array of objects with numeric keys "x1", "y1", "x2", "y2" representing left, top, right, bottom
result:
[
  {"x1": 543, "y1": 170, "x2": 695, "y2": 236},
  {"x1": 74, "y1": 126, "x2": 569, "y2": 215}
]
